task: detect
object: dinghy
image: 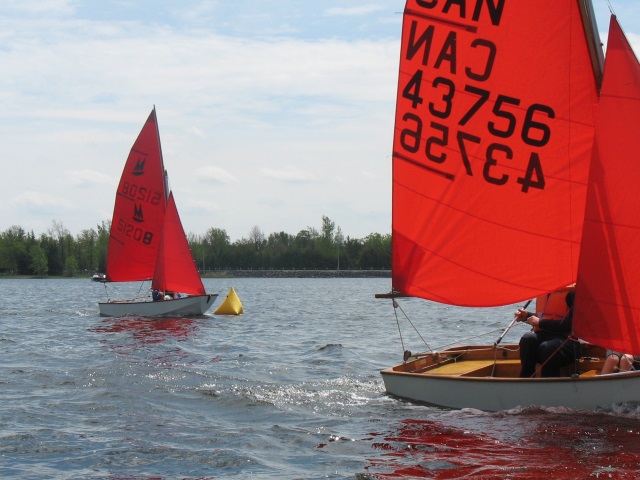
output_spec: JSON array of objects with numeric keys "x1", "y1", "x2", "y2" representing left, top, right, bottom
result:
[
  {"x1": 379, "y1": 1, "x2": 640, "y2": 410},
  {"x1": 98, "y1": 108, "x2": 217, "y2": 317}
]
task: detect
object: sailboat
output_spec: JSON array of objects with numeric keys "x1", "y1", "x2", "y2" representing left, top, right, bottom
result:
[
  {"x1": 379, "y1": 1, "x2": 640, "y2": 411},
  {"x1": 98, "y1": 108, "x2": 217, "y2": 317}
]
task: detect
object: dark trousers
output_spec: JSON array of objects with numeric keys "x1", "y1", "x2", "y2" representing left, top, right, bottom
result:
[{"x1": 519, "y1": 331, "x2": 580, "y2": 378}]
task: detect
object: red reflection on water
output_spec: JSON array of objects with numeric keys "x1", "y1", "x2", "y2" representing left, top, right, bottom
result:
[
  {"x1": 94, "y1": 476, "x2": 214, "y2": 480},
  {"x1": 93, "y1": 317, "x2": 198, "y2": 344},
  {"x1": 365, "y1": 410, "x2": 640, "y2": 479}
]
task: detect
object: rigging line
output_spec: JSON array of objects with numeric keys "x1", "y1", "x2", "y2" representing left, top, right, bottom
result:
[
  {"x1": 491, "y1": 347, "x2": 499, "y2": 377},
  {"x1": 393, "y1": 299, "x2": 432, "y2": 353},
  {"x1": 411, "y1": 345, "x2": 518, "y2": 359},
  {"x1": 394, "y1": 299, "x2": 518, "y2": 355},
  {"x1": 392, "y1": 299, "x2": 406, "y2": 356},
  {"x1": 528, "y1": 336, "x2": 579, "y2": 378},
  {"x1": 102, "y1": 279, "x2": 150, "y2": 301},
  {"x1": 606, "y1": 0, "x2": 615, "y2": 16},
  {"x1": 436, "y1": 328, "x2": 504, "y2": 350},
  {"x1": 424, "y1": 353, "x2": 465, "y2": 371},
  {"x1": 407, "y1": 329, "x2": 509, "y2": 357}
]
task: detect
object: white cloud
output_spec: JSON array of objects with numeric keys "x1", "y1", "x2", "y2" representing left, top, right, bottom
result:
[
  {"x1": 65, "y1": 169, "x2": 114, "y2": 187},
  {"x1": 260, "y1": 166, "x2": 316, "y2": 183},
  {"x1": 191, "y1": 126, "x2": 205, "y2": 138},
  {"x1": 326, "y1": 5, "x2": 386, "y2": 16},
  {"x1": 0, "y1": 0, "x2": 75, "y2": 15},
  {"x1": 1, "y1": 1, "x2": 637, "y2": 242},
  {"x1": 10, "y1": 191, "x2": 75, "y2": 212},
  {"x1": 184, "y1": 198, "x2": 222, "y2": 214},
  {"x1": 195, "y1": 166, "x2": 238, "y2": 184}
]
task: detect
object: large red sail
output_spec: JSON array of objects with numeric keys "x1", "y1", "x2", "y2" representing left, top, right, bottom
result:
[
  {"x1": 152, "y1": 192, "x2": 206, "y2": 295},
  {"x1": 105, "y1": 109, "x2": 167, "y2": 282},
  {"x1": 574, "y1": 17, "x2": 640, "y2": 353},
  {"x1": 392, "y1": 1, "x2": 600, "y2": 306}
]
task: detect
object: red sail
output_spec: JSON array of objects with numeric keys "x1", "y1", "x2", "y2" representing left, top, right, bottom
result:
[
  {"x1": 392, "y1": 1, "x2": 599, "y2": 306},
  {"x1": 152, "y1": 192, "x2": 206, "y2": 295},
  {"x1": 105, "y1": 109, "x2": 167, "y2": 282},
  {"x1": 574, "y1": 17, "x2": 640, "y2": 353}
]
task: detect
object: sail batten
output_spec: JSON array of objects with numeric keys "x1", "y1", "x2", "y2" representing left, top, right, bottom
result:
[{"x1": 392, "y1": 1, "x2": 600, "y2": 306}]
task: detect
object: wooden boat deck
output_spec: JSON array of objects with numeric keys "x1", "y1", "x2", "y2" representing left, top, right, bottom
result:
[
  {"x1": 395, "y1": 344, "x2": 608, "y2": 379},
  {"x1": 426, "y1": 359, "x2": 521, "y2": 377}
]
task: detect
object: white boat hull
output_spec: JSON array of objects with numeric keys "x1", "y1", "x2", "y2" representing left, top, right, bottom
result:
[
  {"x1": 381, "y1": 344, "x2": 640, "y2": 411},
  {"x1": 98, "y1": 294, "x2": 217, "y2": 317},
  {"x1": 382, "y1": 369, "x2": 640, "y2": 411}
]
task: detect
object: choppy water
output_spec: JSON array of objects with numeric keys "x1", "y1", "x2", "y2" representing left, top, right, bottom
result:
[{"x1": 2, "y1": 277, "x2": 640, "y2": 479}]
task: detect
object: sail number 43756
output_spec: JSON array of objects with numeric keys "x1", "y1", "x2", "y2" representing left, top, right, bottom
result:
[{"x1": 399, "y1": 71, "x2": 551, "y2": 193}]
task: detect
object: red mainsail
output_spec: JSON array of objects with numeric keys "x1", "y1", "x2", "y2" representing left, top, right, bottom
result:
[
  {"x1": 574, "y1": 16, "x2": 640, "y2": 353},
  {"x1": 392, "y1": 1, "x2": 600, "y2": 306},
  {"x1": 105, "y1": 109, "x2": 167, "y2": 282},
  {"x1": 152, "y1": 192, "x2": 206, "y2": 295}
]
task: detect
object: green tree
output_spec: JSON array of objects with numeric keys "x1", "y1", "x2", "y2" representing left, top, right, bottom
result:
[
  {"x1": 0, "y1": 226, "x2": 29, "y2": 274},
  {"x1": 359, "y1": 233, "x2": 391, "y2": 269},
  {"x1": 96, "y1": 221, "x2": 111, "y2": 272},
  {"x1": 30, "y1": 244, "x2": 48, "y2": 276},
  {"x1": 188, "y1": 232, "x2": 205, "y2": 272},
  {"x1": 335, "y1": 226, "x2": 344, "y2": 271},
  {"x1": 248, "y1": 225, "x2": 266, "y2": 251},
  {"x1": 76, "y1": 228, "x2": 98, "y2": 272},
  {"x1": 64, "y1": 255, "x2": 79, "y2": 277},
  {"x1": 230, "y1": 237, "x2": 256, "y2": 268},
  {"x1": 341, "y1": 236, "x2": 363, "y2": 269},
  {"x1": 48, "y1": 220, "x2": 70, "y2": 275},
  {"x1": 0, "y1": 216, "x2": 393, "y2": 273},
  {"x1": 203, "y1": 227, "x2": 230, "y2": 270},
  {"x1": 321, "y1": 215, "x2": 335, "y2": 244}
]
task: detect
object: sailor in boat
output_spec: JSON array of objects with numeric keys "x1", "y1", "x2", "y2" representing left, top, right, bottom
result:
[
  {"x1": 152, "y1": 289, "x2": 164, "y2": 301},
  {"x1": 515, "y1": 287, "x2": 580, "y2": 378},
  {"x1": 152, "y1": 289, "x2": 181, "y2": 301},
  {"x1": 601, "y1": 353, "x2": 640, "y2": 374}
]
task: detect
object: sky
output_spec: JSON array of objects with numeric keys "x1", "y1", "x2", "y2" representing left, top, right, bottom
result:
[{"x1": 1, "y1": 1, "x2": 639, "y2": 242}]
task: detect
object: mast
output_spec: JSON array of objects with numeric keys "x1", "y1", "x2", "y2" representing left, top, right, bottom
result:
[
  {"x1": 578, "y1": 0, "x2": 605, "y2": 90},
  {"x1": 153, "y1": 105, "x2": 170, "y2": 203}
]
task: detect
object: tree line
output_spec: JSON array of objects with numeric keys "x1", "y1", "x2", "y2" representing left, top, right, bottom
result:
[{"x1": 0, "y1": 216, "x2": 391, "y2": 277}]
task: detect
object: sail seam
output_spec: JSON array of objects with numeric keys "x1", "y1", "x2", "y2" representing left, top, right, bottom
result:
[
  {"x1": 404, "y1": 8, "x2": 477, "y2": 33},
  {"x1": 393, "y1": 151, "x2": 455, "y2": 180}
]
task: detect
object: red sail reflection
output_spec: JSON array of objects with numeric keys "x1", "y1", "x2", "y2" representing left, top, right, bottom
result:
[
  {"x1": 365, "y1": 414, "x2": 640, "y2": 479},
  {"x1": 94, "y1": 317, "x2": 198, "y2": 344}
]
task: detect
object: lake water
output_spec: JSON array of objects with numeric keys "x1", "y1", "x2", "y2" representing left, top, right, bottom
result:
[{"x1": 2, "y1": 277, "x2": 640, "y2": 479}]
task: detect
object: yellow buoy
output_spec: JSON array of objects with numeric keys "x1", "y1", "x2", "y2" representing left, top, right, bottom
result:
[{"x1": 214, "y1": 287, "x2": 243, "y2": 315}]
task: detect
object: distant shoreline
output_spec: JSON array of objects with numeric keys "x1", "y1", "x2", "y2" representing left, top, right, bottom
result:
[
  {"x1": 0, "y1": 270, "x2": 391, "y2": 280},
  {"x1": 203, "y1": 269, "x2": 391, "y2": 278}
]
